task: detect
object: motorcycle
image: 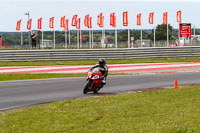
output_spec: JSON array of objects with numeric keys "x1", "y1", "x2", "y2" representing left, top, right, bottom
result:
[{"x1": 83, "y1": 67, "x2": 104, "y2": 94}]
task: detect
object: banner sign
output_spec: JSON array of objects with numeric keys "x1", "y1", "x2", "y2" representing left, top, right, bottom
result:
[
  {"x1": 179, "y1": 23, "x2": 191, "y2": 37},
  {"x1": 177, "y1": 10, "x2": 182, "y2": 23},
  {"x1": 123, "y1": 11, "x2": 128, "y2": 26},
  {"x1": 27, "y1": 18, "x2": 32, "y2": 30},
  {"x1": 16, "y1": 20, "x2": 21, "y2": 31},
  {"x1": 149, "y1": 12, "x2": 154, "y2": 24},
  {"x1": 37, "y1": 18, "x2": 42, "y2": 30}
]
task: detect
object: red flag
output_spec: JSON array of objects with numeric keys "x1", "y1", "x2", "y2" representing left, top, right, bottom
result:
[
  {"x1": 76, "y1": 18, "x2": 81, "y2": 29},
  {"x1": 97, "y1": 13, "x2": 104, "y2": 28},
  {"x1": 137, "y1": 13, "x2": 142, "y2": 26},
  {"x1": 49, "y1": 17, "x2": 54, "y2": 29},
  {"x1": 149, "y1": 12, "x2": 154, "y2": 24},
  {"x1": 37, "y1": 18, "x2": 42, "y2": 30},
  {"x1": 163, "y1": 12, "x2": 168, "y2": 25},
  {"x1": 89, "y1": 17, "x2": 92, "y2": 29},
  {"x1": 84, "y1": 14, "x2": 89, "y2": 28},
  {"x1": 123, "y1": 11, "x2": 128, "y2": 26},
  {"x1": 110, "y1": 13, "x2": 116, "y2": 28},
  {"x1": 60, "y1": 16, "x2": 65, "y2": 28},
  {"x1": 71, "y1": 15, "x2": 78, "y2": 27},
  {"x1": 177, "y1": 10, "x2": 181, "y2": 23},
  {"x1": 64, "y1": 19, "x2": 69, "y2": 31},
  {"x1": 27, "y1": 18, "x2": 32, "y2": 30},
  {"x1": 0, "y1": 36, "x2": 2, "y2": 47},
  {"x1": 16, "y1": 20, "x2": 21, "y2": 31}
]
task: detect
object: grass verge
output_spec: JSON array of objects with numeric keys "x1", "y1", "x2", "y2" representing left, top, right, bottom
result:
[
  {"x1": 0, "y1": 73, "x2": 128, "y2": 81},
  {"x1": 1, "y1": 85, "x2": 200, "y2": 132},
  {"x1": 0, "y1": 57, "x2": 200, "y2": 67}
]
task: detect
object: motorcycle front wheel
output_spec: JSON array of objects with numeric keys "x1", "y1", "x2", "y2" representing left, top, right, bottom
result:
[{"x1": 83, "y1": 80, "x2": 93, "y2": 94}]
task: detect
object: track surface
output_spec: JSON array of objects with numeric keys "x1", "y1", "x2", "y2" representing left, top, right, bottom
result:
[{"x1": 1, "y1": 72, "x2": 200, "y2": 110}]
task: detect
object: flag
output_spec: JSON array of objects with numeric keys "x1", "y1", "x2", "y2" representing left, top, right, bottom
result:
[
  {"x1": 123, "y1": 11, "x2": 128, "y2": 26},
  {"x1": 149, "y1": 12, "x2": 154, "y2": 24},
  {"x1": 60, "y1": 16, "x2": 65, "y2": 28},
  {"x1": 97, "y1": 13, "x2": 104, "y2": 28},
  {"x1": 37, "y1": 18, "x2": 42, "y2": 30},
  {"x1": 49, "y1": 17, "x2": 54, "y2": 29},
  {"x1": 64, "y1": 19, "x2": 69, "y2": 31},
  {"x1": 89, "y1": 17, "x2": 92, "y2": 28},
  {"x1": 177, "y1": 10, "x2": 181, "y2": 23},
  {"x1": 110, "y1": 13, "x2": 116, "y2": 28},
  {"x1": 84, "y1": 14, "x2": 89, "y2": 28},
  {"x1": 16, "y1": 20, "x2": 21, "y2": 31},
  {"x1": 76, "y1": 18, "x2": 80, "y2": 29},
  {"x1": 137, "y1": 13, "x2": 142, "y2": 26},
  {"x1": 71, "y1": 15, "x2": 78, "y2": 27},
  {"x1": 27, "y1": 18, "x2": 32, "y2": 30},
  {"x1": 163, "y1": 12, "x2": 168, "y2": 25}
]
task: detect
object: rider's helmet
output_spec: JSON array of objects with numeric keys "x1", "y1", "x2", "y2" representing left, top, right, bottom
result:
[{"x1": 99, "y1": 58, "x2": 106, "y2": 67}]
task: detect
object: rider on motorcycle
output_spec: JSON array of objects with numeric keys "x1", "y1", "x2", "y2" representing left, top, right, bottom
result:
[{"x1": 89, "y1": 58, "x2": 108, "y2": 86}]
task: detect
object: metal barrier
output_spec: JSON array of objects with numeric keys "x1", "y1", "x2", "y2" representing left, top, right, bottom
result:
[{"x1": 0, "y1": 46, "x2": 200, "y2": 62}]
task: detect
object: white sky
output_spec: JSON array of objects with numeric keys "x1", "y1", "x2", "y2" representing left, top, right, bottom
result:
[{"x1": 0, "y1": 0, "x2": 200, "y2": 31}]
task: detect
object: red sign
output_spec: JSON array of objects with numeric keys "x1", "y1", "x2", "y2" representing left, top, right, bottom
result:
[
  {"x1": 0, "y1": 36, "x2": 2, "y2": 47},
  {"x1": 137, "y1": 13, "x2": 141, "y2": 26},
  {"x1": 60, "y1": 16, "x2": 65, "y2": 28},
  {"x1": 76, "y1": 18, "x2": 81, "y2": 29},
  {"x1": 110, "y1": 13, "x2": 116, "y2": 28},
  {"x1": 71, "y1": 15, "x2": 78, "y2": 27},
  {"x1": 16, "y1": 20, "x2": 21, "y2": 31},
  {"x1": 27, "y1": 18, "x2": 32, "y2": 30},
  {"x1": 149, "y1": 12, "x2": 154, "y2": 24},
  {"x1": 179, "y1": 23, "x2": 191, "y2": 37},
  {"x1": 97, "y1": 13, "x2": 104, "y2": 28},
  {"x1": 49, "y1": 17, "x2": 54, "y2": 29},
  {"x1": 177, "y1": 10, "x2": 181, "y2": 23},
  {"x1": 64, "y1": 19, "x2": 69, "y2": 31},
  {"x1": 163, "y1": 12, "x2": 168, "y2": 25},
  {"x1": 37, "y1": 18, "x2": 42, "y2": 30},
  {"x1": 123, "y1": 11, "x2": 128, "y2": 26}
]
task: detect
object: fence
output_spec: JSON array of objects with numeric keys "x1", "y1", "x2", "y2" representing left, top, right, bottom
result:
[
  {"x1": 1, "y1": 31, "x2": 200, "y2": 50},
  {"x1": 0, "y1": 46, "x2": 200, "y2": 62}
]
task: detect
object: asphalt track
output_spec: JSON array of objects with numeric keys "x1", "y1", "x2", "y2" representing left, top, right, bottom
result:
[{"x1": 0, "y1": 72, "x2": 200, "y2": 111}]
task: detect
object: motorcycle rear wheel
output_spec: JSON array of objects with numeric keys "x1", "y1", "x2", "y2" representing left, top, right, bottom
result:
[{"x1": 83, "y1": 80, "x2": 93, "y2": 94}]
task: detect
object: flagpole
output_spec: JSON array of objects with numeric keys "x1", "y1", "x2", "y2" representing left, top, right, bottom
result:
[
  {"x1": 21, "y1": 32, "x2": 23, "y2": 46},
  {"x1": 154, "y1": 27, "x2": 156, "y2": 47},
  {"x1": 128, "y1": 28, "x2": 130, "y2": 48},
  {"x1": 65, "y1": 30, "x2": 68, "y2": 49},
  {"x1": 53, "y1": 30, "x2": 55, "y2": 49},
  {"x1": 115, "y1": 28, "x2": 117, "y2": 48},
  {"x1": 141, "y1": 28, "x2": 143, "y2": 47},
  {"x1": 80, "y1": 29, "x2": 82, "y2": 49},
  {"x1": 92, "y1": 29, "x2": 94, "y2": 49},
  {"x1": 69, "y1": 29, "x2": 70, "y2": 48},
  {"x1": 167, "y1": 23, "x2": 169, "y2": 47},
  {"x1": 42, "y1": 30, "x2": 43, "y2": 50},
  {"x1": 89, "y1": 30, "x2": 91, "y2": 49},
  {"x1": 77, "y1": 30, "x2": 79, "y2": 49}
]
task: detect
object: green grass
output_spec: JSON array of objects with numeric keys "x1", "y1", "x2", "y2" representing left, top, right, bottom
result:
[
  {"x1": 0, "y1": 73, "x2": 127, "y2": 81},
  {"x1": 1, "y1": 85, "x2": 200, "y2": 132},
  {"x1": 0, "y1": 57, "x2": 200, "y2": 67}
]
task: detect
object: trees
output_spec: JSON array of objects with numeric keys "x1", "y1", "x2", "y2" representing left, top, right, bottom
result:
[{"x1": 155, "y1": 24, "x2": 174, "y2": 40}]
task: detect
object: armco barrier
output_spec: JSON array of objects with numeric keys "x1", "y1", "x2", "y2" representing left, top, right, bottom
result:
[{"x1": 0, "y1": 47, "x2": 200, "y2": 62}]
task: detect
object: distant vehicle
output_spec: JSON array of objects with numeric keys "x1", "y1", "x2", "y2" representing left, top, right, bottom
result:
[{"x1": 83, "y1": 67, "x2": 105, "y2": 94}]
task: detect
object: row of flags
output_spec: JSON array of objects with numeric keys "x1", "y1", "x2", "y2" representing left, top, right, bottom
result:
[{"x1": 16, "y1": 11, "x2": 182, "y2": 31}]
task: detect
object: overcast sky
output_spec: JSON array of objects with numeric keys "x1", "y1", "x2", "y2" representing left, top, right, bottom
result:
[{"x1": 0, "y1": 0, "x2": 199, "y2": 32}]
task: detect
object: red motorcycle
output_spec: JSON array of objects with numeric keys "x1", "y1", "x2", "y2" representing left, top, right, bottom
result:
[{"x1": 83, "y1": 67, "x2": 104, "y2": 94}]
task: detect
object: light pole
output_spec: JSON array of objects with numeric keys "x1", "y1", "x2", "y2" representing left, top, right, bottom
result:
[{"x1": 25, "y1": 12, "x2": 30, "y2": 48}]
